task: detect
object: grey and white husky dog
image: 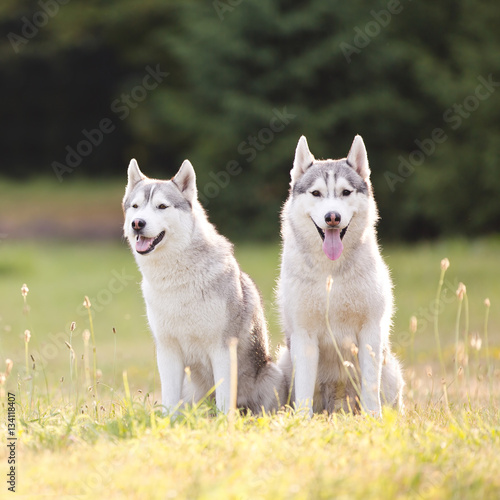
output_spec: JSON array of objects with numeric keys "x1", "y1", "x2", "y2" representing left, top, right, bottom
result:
[
  {"x1": 123, "y1": 159, "x2": 287, "y2": 415},
  {"x1": 277, "y1": 136, "x2": 404, "y2": 417}
]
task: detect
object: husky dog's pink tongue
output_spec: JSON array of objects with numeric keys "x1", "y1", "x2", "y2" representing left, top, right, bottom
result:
[
  {"x1": 136, "y1": 235, "x2": 154, "y2": 253},
  {"x1": 323, "y1": 228, "x2": 343, "y2": 260}
]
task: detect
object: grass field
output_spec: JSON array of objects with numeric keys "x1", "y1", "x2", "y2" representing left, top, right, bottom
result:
[
  {"x1": 0, "y1": 237, "x2": 499, "y2": 498},
  {"x1": 1, "y1": 238, "x2": 499, "y2": 386},
  {"x1": 0, "y1": 175, "x2": 499, "y2": 498}
]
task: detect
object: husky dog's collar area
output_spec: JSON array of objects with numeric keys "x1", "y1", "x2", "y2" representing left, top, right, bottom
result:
[
  {"x1": 311, "y1": 218, "x2": 348, "y2": 241},
  {"x1": 136, "y1": 231, "x2": 165, "y2": 255}
]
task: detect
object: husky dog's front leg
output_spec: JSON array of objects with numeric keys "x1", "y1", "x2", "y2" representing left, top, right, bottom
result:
[
  {"x1": 290, "y1": 332, "x2": 319, "y2": 417},
  {"x1": 210, "y1": 348, "x2": 231, "y2": 413},
  {"x1": 358, "y1": 324, "x2": 383, "y2": 417},
  {"x1": 156, "y1": 342, "x2": 185, "y2": 415}
]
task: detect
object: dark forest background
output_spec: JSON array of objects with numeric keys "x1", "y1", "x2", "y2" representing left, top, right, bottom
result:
[{"x1": 1, "y1": 0, "x2": 499, "y2": 241}]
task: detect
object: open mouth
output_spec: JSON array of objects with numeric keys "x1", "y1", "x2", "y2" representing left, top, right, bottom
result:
[
  {"x1": 311, "y1": 219, "x2": 348, "y2": 242},
  {"x1": 311, "y1": 218, "x2": 349, "y2": 261},
  {"x1": 135, "y1": 231, "x2": 165, "y2": 255}
]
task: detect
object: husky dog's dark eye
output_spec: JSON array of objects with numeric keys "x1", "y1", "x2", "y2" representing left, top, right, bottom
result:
[
  {"x1": 342, "y1": 189, "x2": 352, "y2": 197},
  {"x1": 132, "y1": 204, "x2": 138, "y2": 209},
  {"x1": 158, "y1": 204, "x2": 168, "y2": 210},
  {"x1": 311, "y1": 190, "x2": 321, "y2": 197}
]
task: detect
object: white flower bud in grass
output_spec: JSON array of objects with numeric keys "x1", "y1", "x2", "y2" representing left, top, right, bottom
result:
[
  {"x1": 456, "y1": 283, "x2": 466, "y2": 301},
  {"x1": 410, "y1": 316, "x2": 417, "y2": 334},
  {"x1": 5, "y1": 359, "x2": 13, "y2": 377}
]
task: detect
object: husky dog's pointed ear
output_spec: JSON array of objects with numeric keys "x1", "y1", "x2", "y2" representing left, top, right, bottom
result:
[
  {"x1": 347, "y1": 135, "x2": 370, "y2": 181},
  {"x1": 124, "y1": 159, "x2": 146, "y2": 199},
  {"x1": 173, "y1": 159, "x2": 197, "y2": 204},
  {"x1": 290, "y1": 136, "x2": 315, "y2": 186}
]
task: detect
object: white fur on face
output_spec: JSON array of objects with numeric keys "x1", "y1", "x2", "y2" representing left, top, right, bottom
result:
[
  {"x1": 123, "y1": 181, "x2": 194, "y2": 256},
  {"x1": 123, "y1": 159, "x2": 199, "y2": 257},
  {"x1": 293, "y1": 171, "x2": 365, "y2": 231},
  {"x1": 124, "y1": 185, "x2": 160, "y2": 239}
]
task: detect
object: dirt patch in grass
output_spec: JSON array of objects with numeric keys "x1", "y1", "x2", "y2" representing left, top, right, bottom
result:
[{"x1": 0, "y1": 178, "x2": 124, "y2": 240}]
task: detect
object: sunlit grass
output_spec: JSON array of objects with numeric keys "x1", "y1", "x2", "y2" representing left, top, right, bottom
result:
[
  {"x1": 4, "y1": 392, "x2": 500, "y2": 498},
  {"x1": 1, "y1": 238, "x2": 499, "y2": 498}
]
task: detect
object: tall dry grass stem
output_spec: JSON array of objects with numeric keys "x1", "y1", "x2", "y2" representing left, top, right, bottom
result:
[
  {"x1": 483, "y1": 298, "x2": 492, "y2": 404},
  {"x1": 21, "y1": 283, "x2": 29, "y2": 313},
  {"x1": 441, "y1": 378, "x2": 453, "y2": 419},
  {"x1": 21, "y1": 284, "x2": 31, "y2": 375},
  {"x1": 24, "y1": 329, "x2": 31, "y2": 376},
  {"x1": 426, "y1": 366, "x2": 434, "y2": 407},
  {"x1": 29, "y1": 354, "x2": 35, "y2": 413},
  {"x1": 463, "y1": 289, "x2": 471, "y2": 399},
  {"x1": 470, "y1": 332, "x2": 482, "y2": 402},
  {"x1": 434, "y1": 259, "x2": 449, "y2": 380},
  {"x1": 122, "y1": 370, "x2": 136, "y2": 436},
  {"x1": 64, "y1": 341, "x2": 78, "y2": 405},
  {"x1": 0, "y1": 359, "x2": 13, "y2": 398},
  {"x1": 82, "y1": 330, "x2": 91, "y2": 390},
  {"x1": 228, "y1": 337, "x2": 238, "y2": 431},
  {"x1": 112, "y1": 327, "x2": 117, "y2": 390},
  {"x1": 325, "y1": 275, "x2": 362, "y2": 408},
  {"x1": 68, "y1": 322, "x2": 76, "y2": 398},
  {"x1": 454, "y1": 283, "x2": 466, "y2": 378},
  {"x1": 83, "y1": 296, "x2": 98, "y2": 414},
  {"x1": 409, "y1": 315, "x2": 417, "y2": 368},
  {"x1": 284, "y1": 350, "x2": 295, "y2": 408}
]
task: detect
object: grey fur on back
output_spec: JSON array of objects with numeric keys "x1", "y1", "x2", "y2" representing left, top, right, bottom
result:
[{"x1": 123, "y1": 158, "x2": 287, "y2": 415}]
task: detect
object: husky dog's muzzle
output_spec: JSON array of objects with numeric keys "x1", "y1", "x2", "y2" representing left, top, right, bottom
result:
[
  {"x1": 311, "y1": 214, "x2": 349, "y2": 261},
  {"x1": 311, "y1": 218, "x2": 349, "y2": 242},
  {"x1": 131, "y1": 218, "x2": 165, "y2": 255}
]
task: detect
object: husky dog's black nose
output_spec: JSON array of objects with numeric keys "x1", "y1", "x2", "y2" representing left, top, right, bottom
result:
[
  {"x1": 325, "y1": 211, "x2": 341, "y2": 227},
  {"x1": 132, "y1": 219, "x2": 146, "y2": 231}
]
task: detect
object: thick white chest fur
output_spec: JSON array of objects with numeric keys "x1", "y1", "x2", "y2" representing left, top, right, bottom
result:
[
  {"x1": 136, "y1": 251, "x2": 237, "y2": 413},
  {"x1": 142, "y1": 274, "x2": 228, "y2": 363},
  {"x1": 278, "y1": 211, "x2": 395, "y2": 416}
]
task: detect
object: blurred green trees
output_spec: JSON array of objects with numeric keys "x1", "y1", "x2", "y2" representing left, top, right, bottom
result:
[{"x1": 1, "y1": 0, "x2": 499, "y2": 240}]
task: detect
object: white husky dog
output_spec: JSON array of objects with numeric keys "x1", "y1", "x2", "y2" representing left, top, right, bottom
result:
[
  {"x1": 123, "y1": 159, "x2": 287, "y2": 415},
  {"x1": 277, "y1": 135, "x2": 404, "y2": 417}
]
